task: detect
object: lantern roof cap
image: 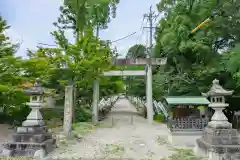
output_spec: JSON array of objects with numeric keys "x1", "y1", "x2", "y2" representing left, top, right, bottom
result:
[
  {"x1": 202, "y1": 79, "x2": 233, "y2": 97},
  {"x1": 24, "y1": 78, "x2": 44, "y2": 95}
]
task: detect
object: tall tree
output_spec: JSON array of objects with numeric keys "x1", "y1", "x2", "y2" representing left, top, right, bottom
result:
[
  {"x1": 153, "y1": 0, "x2": 240, "y2": 97},
  {"x1": 0, "y1": 16, "x2": 25, "y2": 94},
  {"x1": 126, "y1": 44, "x2": 147, "y2": 58},
  {"x1": 55, "y1": 0, "x2": 119, "y2": 37},
  {"x1": 0, "y1": 16, "x2": 29, "y2": 124},
  {"x1": 124, "y1": 44, "x2": 147, "y2": 97}
]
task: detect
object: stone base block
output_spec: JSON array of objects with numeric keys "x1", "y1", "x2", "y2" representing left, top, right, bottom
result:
[
  {"x1": 1, "y1": 148, "x2": 46, "y2": 158},
  {"x1": 2, "y1": 138, "x2": 56, "y2": 158},
  {"x1": 195, "y1": 137, "x2": 240, "y2": 160},
  {"x1": 17, "y1": 126, "x2": 47, "y2": 134},
  {"x1": 208, "y1": 121, "x2": 232, "y2": 129},
  {"x1": 194, "y1": 141, "x2": 222, "y2": 160},
  {"x1": 222, "y1": 153, "x2": 240, "y2": 160},
  {"x1": 12, "y1": 133, "x2": 51, "y2": 143},
  {"x1": 168, "y1": 130, "x2": 202, "y2": 146},
  {"x1": 1, "y1": 148, "x2": 12, "y2": 156}
]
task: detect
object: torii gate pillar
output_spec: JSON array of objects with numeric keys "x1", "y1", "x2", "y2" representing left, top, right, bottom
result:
[{"x1": 146, "y1": 62, "x2": 153, "y2": 124}]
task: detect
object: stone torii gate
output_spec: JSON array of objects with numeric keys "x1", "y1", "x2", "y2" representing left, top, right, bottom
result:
[{"x1": 92, "y1": 57, "x2": 166, "y2": 125}]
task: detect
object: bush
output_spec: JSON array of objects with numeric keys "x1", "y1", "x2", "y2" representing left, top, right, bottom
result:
[
  {"x1": 0, "y1": 105, "x2": 31, "y2": 126},
  {"x1": 41, "y1": 108, "x2": 63, "y2": 128},
  {"x1": 41, "y1": 108, "x2": 63, "y2": 121},
  {"x1": 154, "y1": 113, "x2": 165, "y2": 122},
  {"x1": 75, "y1": 106, "x2": 92, "y2": 122}
]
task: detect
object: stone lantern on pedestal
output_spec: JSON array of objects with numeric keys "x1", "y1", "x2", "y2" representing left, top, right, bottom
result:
[
  {"x1": 202, "y1": 79, "x2": 233, "y2": 129},
  {"x1": 195, "y1": 79, "x2": 240, "y2": 160},
  {"x1": 1, "y1": 78, "x2": 56, "y2": 158}
]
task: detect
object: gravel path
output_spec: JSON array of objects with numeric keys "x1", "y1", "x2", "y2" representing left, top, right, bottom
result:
[{"x1": 45, "y1": 99, "x2": 177, "y2": 160}]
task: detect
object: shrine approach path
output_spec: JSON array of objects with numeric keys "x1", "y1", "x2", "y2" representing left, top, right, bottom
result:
[{"x1": 45, "y1": 98, "x2": 175, "y2": 160}]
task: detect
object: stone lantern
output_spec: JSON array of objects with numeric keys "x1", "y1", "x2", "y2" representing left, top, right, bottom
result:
[
  {"x1": 195, "y1": 79, "x2": 240, "y2": 160},
  {"x1": 202, "y1": 79, "x2": 233, "y2": 128},
  {"x1": 22, "y1": 78, "x2": 45, "y2": 126},
  {"x1": 1, "y1": 78, "x2": 56, "y2": 158}
]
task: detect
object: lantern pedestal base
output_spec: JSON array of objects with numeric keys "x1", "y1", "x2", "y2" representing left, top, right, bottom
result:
[
  {"x1": 195, "y1": 126, "x2": 240, "y2": 160},
  {"x1": 208, "y1": 120, "x2": 232, "y2": 129},
  {"x1": 1, "y1": 125, "x2": 56, "y2": 158},
  {"x1": 22, "y1": 119, "x2": 45, "y2": 127}
]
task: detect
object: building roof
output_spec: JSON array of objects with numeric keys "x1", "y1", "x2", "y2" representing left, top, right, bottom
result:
[{"x1": 166, "y1": 96, "x2": 210, "y2": 105}]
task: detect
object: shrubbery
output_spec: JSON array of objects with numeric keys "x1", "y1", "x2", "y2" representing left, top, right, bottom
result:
[
  {"x1": 154, "y1": 113, "x2": 165, "y2": 123},
  {"x1": 75, "y1": 106, "x2": 92, "y2": 122},
  {"x1": 0, "y1": 105, "x2": 30, "y2": 126}
]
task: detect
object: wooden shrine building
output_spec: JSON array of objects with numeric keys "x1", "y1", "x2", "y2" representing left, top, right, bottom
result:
[
  {"x1": 165, "y1": 96, "x2": 211, "y2": 145},
  {"x1": 166, "y1": 96, "x2": 211, "y2": 132}
]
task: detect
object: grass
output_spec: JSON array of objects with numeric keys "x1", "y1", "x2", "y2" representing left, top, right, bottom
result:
[
  {"x1": 156, "y1": 136, "x2": 174, "y2": 150},
  {"x1": 103, "y1": 144, "x2": 125, "y2": 155},
  {"x1": 51, "y1": 122, "x2": 97, "y2": 148},
  {"x1": 160, "y1": 148, "x2": 203, "y2": 160},
  {"x1": 156, "y1": 136, "x2": 203, "y2": 160},
  {"x1": 72, "y1": 122, "x2": 96, "y2": 137}
]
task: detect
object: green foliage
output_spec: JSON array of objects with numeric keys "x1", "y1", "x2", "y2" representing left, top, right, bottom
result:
[
  {"x1": 160, "y1": 148, "x2": 202, "y2": 160},
  {"x1": 0, "y1": 0, "x2": 122, "y2": 126},
  {"x1": 75, "y1": 106, "x2": 92, "y2": 122},
  {"x1": 154, "y1": 113, "x2": 165, "y2": 122},
  {"x1": 0, "y1": 105, "x2": 30, "y2": 126},
  {"x1": 55, "y1": 0, "x2": 119, "y2": 34},
  {"x1": 124, "y1": 44, "x2": 148, "y2": 98},
  {"x1": 0, "y1": 0, "x2": 122, "y2": 124},
  {"x1": 126, "y1": 44, "x2": 147, "y2": 58},
  {"x1": 221, "y1": 44, "x2": 240, "y2": 88},
  {"x1": 0, "y1": 16, "x2": 32, "y2": 125},
  {"x1": 25, "y1": 28, "x2": 121, "y2": 104},
  {"x1": 72, "y1": 122, "x2": 96, "y2": 136},
  {"x1": 152, "y1": 0, "x2": 240, "y2": 100},
  {"x1": 0, "y1": 17, "x2": 26, "y2": 93},
  {"x1": 41, "y1": 108, "x2": 63, "y2": 129},
  {"x1": 3, "y1": 0, "x2": 240, "y2": 126},
  {"x1": 27, "y1": 0, "x2": 122, "y2": 106},
  {"x1": 41, "y1": 108, "x2": 63, "y2": 121}
]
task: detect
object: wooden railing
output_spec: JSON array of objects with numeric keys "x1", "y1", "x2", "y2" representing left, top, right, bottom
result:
[{"x1": 167, "y1": 118, "x2": 209, "y2": 132}]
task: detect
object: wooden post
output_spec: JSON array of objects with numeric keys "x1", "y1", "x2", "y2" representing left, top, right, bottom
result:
[
  {"x1": 63, "y1": 85, "x2": 73, "y2": 137},
  {"x1": 92, "y1": 80, "x2": 99, "y2": 125},
  {"x1": 72, "y1": 86, "x2": 76, "y2": 123}
]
